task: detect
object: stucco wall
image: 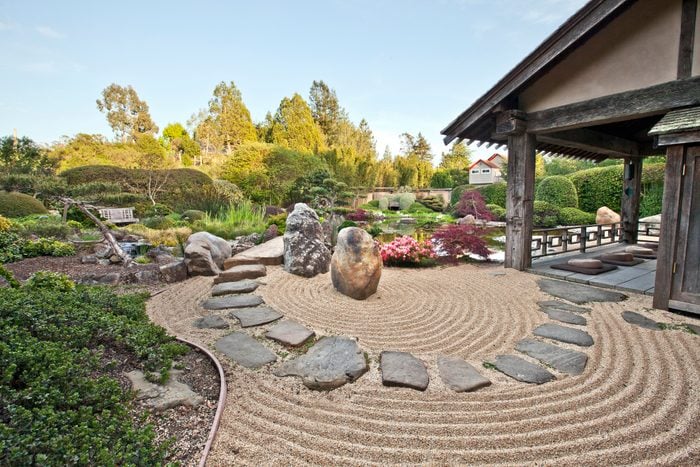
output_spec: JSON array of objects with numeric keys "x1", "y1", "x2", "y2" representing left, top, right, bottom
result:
[{"x1": 520, "y1": 0, "x2": 682, "y2": 112}]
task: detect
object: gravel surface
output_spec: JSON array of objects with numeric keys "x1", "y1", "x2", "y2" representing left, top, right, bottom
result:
[{"x1": 147, "y1": 264, "x2": 700, "y2": 465}]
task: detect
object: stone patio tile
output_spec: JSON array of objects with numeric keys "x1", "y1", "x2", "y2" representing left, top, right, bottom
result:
[
  {"x1": 493, "y1": 355, "x2": 555, "y2": 384},
  {"x1": 542, "y1": 308, "x2": 587, "y2": 326},
  {"x1": 634, "y1": 259, "x2": 657, "y2": 271},
  {"x1": 229, "y1": 306, "x2": 283, "y2": 327},
  {"x1": 588, "y1": 267, "x2": 650, "y2": 287},
  {"x1": 211, "y1": 279, "x2": 259, "y2": 296},
  {"x1": 516, "y1": 339, "x2": 588, "y2": 375},
  {"x1": 203, "y1": 294, "x2": 264, "y2": 310},
  {"x1": 266, "y1": 320, "x2": 315, "y2": 346},
  {"x1": 615, "y1": 271, "x2": 656, "y2": 294},
  {"x1": 538, "y1": 278, "x2": 628, "y2": 304},
  {"x1": 215, "y1": 332, "x2": 277, "y2": 369}
]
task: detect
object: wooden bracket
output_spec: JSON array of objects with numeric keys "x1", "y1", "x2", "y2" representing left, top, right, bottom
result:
[{"x1": 495, "y1": 110, "x2": 527, "y2": 137}]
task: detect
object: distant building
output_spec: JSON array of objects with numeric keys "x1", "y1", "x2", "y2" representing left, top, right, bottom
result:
[{"x1": 468, "y1": 153, "x2": 506, "y2": 184}]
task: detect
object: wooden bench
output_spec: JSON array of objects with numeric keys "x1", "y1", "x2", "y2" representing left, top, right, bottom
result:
[{"x1": 98, "y1": 207, "x2": 139, "y2": 225}]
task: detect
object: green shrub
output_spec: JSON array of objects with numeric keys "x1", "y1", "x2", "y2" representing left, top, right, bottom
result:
[
  {"x1": 267, "y1": 212, "x2": 287, "y2": 234},
  {"x1": 337, "y1": 220, "x2": 357, "y2": 232},
  {"x1": 137, "y1": 203, "x2": 173, "y2": 218},
  {"x1": 14, "y1": 215, "x2": 72, "y2": 239},
  {"x1": 475, "y1": 182, "x2": 507, "y2": 207},
  {"x1": 639, "y1": 183, "x2": 663, "y2": 217},
  {"x1": 378, "y1": 196, "x2": 389, "y2": 210},
  {"x1": 533, "y1": 201, "x2": 562, "y2": 228},
  {"x1": 366, "y1": 199, "x2": 380, "y2": 208},
  {"x1": 93, "y1": 192, "x2": 147, "y2": 206},
  {"x1": 142, "y1": 216, "x2": 175, "y2": 230},
  {"x1": 558, "y1": 207, "x2": 595, "y2": 226},
  {"x1": 417, "y1": 195, "x2": 445, "y2": 212},
  {"x1": 365, "y1": 224, "x2": 383, "y2": 237},
  {"x1": 486, "y1": 204, "x2": 506, "y2": 221},
  {"x1": 66, "y1": 220, "x2": 83, "y2": 230},
  {"x1": 407, "y1": 202, "x2": 433, "y2": 214},
  {"x1": 0, "y1": 214, "x2": 12, "y2": 232},
  {"x1": 0, "y1": 229, "x2": 23, "y2": 263},
  {"x1": 536, "y1": 175, "x2": 579, "y2": 208},
  {"x1": 21, "y1": 238, "x2": 75, "y2": 258},
  {"x1": 451, "y1": 184, "x2": 474, "y2": 206},
  {"x1": 68, "y1": 181, "x2": 122, "y2": 197},
  {"x1": 192, "y1": 201, "x2": 267, "y2": 239},
  {"x1": 0, "y1": 191, "x2": 48, "y2": 217},
  {"x1": 397, "y1": 193, "x2": 416, "y2": 211},
  {"x1": 181, "y1": 209, "x2": 206, "y2": 222},
  {"x1": 24, "y1": 271, "x2": 76, "y2": 292},
  {"x1": 331, "y1": 206, "x2": 354, "y2": 215},
  {"x1": 0, "y1": 263, "x2": 20, "y2": 287}
]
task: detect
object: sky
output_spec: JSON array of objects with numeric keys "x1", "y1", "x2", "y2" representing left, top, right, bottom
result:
[{"x1": 0, "y1": 0, "x2": 588, "y2": 163}]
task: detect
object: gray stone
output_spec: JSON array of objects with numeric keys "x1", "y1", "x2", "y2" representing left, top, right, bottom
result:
[
  {"x1": 493, "y1": 355, "x2": 555, "y2": 384},
  {"x1": 202, "y1": 294, "x2": 264, "y2": 310},
  {"x1": 538, "y1": 300, "x2": 591, "y2": 314},
  {"x1": 331, "y1": 227, "x2": 382, "y2": 300},
  {"x1": 211, "y1": 279, "x2": 259, "y2": 296},
  {"x1": 437, "y1": 356, "x2": 491, "y2": 392},
  {"x1": 266, "y1": 320, "x2": 315, "y2": 346},
  {"x1": 159, "y1": 260, "x2": 188, "y2": 283},
  {"x1": 215, "y1": 332, "x2": 277, "y2": 369},
  {"x1": 515, "y1": 339, "x2": 588, "y2": 375},
  {"x1": 533, "y1": 323, "x2": 594, "y2": 347},
  {"x1": 224, "y1": 236, "x2": 284, "y2": 268},
  {"x1": 81, "y1": 255, "x2": 98, "y2": 264},
  {"x1": 622, "y1": 311, "x2": 660, "y2": 330},
  {"x1": 380, "y1": 351, "x2": 429, "y2": 391},
  {"x1": 274, "y1": 336, "x2": 368, "y2": 390},
  {"x1": 194, "y1": 315, "x2": 229, "y2": 329},
  {"x1": 133, "y1": 269, "x2": 162, "y2": 283},
  {"x1": 97, "y1": 272, "x2": 121, "y2": 285},
  {"x1": 126, "y1": 370, "x2": 203, "y2": 411},
  {"x1": 229, "y1": 306, "x2": 282, "y2": 328},
  {"x1": 538, "y1": 278, "x2": 628, "y2": 304},
  {"x1": 283, "y1": 203, "x2": 331, "y2": 278},
  {"x1": 184, "y1": 231, "x2": 232, "y2": 276},
  {"x1": 542, "y1": 308, "x2": 587, "y2": 326},
  {"x1": 215, "y1": 264, "x2": 267, "y2": 284}
]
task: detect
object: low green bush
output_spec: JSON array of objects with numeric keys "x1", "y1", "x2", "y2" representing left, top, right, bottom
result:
[
  {"x1": 137, "y1": 203, "x2": 173, "y2": 218},
  {"x1": 13, "y1": 215, "x2": 73, "y2": 239},
  {"x1": 378, "y1": 196, "x2": 389, "y2": 210},
  {"x1": 486, "y1": 204, "x2": 506, "y2": 221},
  {"x1": 558, "y1": 207, "x2": 596, "y2": 226},
  {"x1": 417, "y1": 195, "x2": 445, "y2": 212},
  {"x1": 536, "y1": 176, "x2": 578, "y2": 208},
  {"x1": 68, "y1": 181, "x2": 121, "y2": 197},
  {"x1": 0, "y1": 229, "x2": 23, "y2": 263},
  {"x1": 475, "y1": 182, "x2": 507, "y2": 208},
  {"x1": 21, "y1": 238, "x2": 76, "y2": 258},
  {"x1": 640, "y1": 180, "x2": 664, "y2": 217},
  {"x1": 365, "y1": 199, "x2": 380, "y2": 208},
  {"x1": 337, "y1": 220, "x2": 358, "y2": 232},
  {"x1": 142, "y1": 216, "x2": 176, "y2": 230},
  {"x1": 0, "y1": 191, "x2": 48, "y2": 217},
  {"x1": 192, "y1": 201, "x2": 267, "y2": 239},
  {"x1": 181, "y1": 209, "x2": 206, "y2": 222},
  {"x1": 407, "y1": 202, "x2": 433, "y2": 214},
  {"x1": 266, "y1": 212, "x2": 287, "y2": 234},
  {"x1": 533, "y1": 201, "x2": 561, "y2": 228},
  {"x1": 0, "y1": 274, "x2": 187, "y2": 464}
]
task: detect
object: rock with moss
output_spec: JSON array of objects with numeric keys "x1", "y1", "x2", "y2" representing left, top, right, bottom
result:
[{"x1": 283, "y1": 203, "x2": 331, "y2": 278}]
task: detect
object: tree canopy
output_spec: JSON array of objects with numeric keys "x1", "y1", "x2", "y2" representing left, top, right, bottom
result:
[
  {"x1": 0, "y1": 136, "x2": 58, "y2": 176},
  {"x1": 96, "y1": 84, "x2": 158, "y2": 142},
  {"x1": 269, "y1": 93, "x2": 325, "y2": 154}
]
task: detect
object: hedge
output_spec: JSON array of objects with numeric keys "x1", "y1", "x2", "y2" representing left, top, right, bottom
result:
[
  {"x1": 535, "y1": 176, "x2": 578, "y2": 208},
  {"x1": 558, "y1": 207, "x2": 596, "y2": 226},
  {"x1": 486, "y1": 203, "x2": 506, "y2": 221},
  {"x1": 475, "y1": 182, "x2": 507, "y2": 208},
  {"x1": 533, "y1": 201, "x2": 561, "y2": 228},
  {"x1": 0, "y1": 191, "x2": 48, "y2": 217}
]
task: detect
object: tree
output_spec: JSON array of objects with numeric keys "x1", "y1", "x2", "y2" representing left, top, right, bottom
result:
[
  {"x1": 161, "y1": 123, "x2": 200, "y2": 166},
  {"x1": 96, "y1": 83, "x2": 158, "y2": 142},
  {"x1": 439, "y1": 141, "x2": 471, "y2": 170},
  {"x1": 270, "y1": 94, "x2": 325, "y2": 153},
  {"x1": 400, "y1": 132, "x2": 432, "y2": 163},
  {"x1": 203, "y1": 81, "x2": 257, "y2": 153},
  {"x1": 130, "y1": 134, "x2": 171, "y2": 205},
  {"x1": 309, "y1": 80, "x2": 347, "y2": 146},
  {"x1": 430, "y1": 169, "x2": 453, "y2": 188},
  {"x1": 0, "y1": 136, "x2": 58, "y2": 175}
]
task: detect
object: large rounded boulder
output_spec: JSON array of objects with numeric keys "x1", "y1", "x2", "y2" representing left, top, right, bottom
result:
[
  {"x1": 331, "y1": 227, "x2": 382, "y2": 300},
  {"x1": 596, "y1": 206, "x2": 621, "y2": 225},
  {"x1": 283, "y1": 203, "x2": 331, "y2": 277},
  {"x1": 184, "y1": 231, "x2": 232, "y2": 276}
]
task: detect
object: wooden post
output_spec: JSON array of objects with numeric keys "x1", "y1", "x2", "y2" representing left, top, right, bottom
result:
[
  {"x1": 505, "y1": 132, "x2": 536, "y2": 270},
  {"x1": 621, "y1": 157, "x2": 643, "y2": 244}
]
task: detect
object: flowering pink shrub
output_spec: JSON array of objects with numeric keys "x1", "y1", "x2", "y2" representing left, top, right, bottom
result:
[
  {"x1": 431, "y1": 224, "x2": 491, "y2": 261},
  {"x1": 346, "y1": 209, "x2": 370, "y2": 222},
  {"x1": 379, "y1": 235, "x2": 436, "y2": 267}
]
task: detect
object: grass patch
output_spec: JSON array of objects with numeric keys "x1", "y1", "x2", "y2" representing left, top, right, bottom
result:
[{"x1": 192, "y1": 201, "x2": 266, "y2": 239}]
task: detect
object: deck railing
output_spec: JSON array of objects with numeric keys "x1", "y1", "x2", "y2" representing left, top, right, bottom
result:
[{"x1": 531, "y1": 222, "x2": 660, "y2": 258}]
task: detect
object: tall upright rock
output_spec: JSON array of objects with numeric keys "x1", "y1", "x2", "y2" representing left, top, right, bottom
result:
[
  {"x1": 283, "y1": 203, "x2": 331, "y2": 277},
  {"x1": 331, "y1": 227, "x2": 382, "y2": 300}
]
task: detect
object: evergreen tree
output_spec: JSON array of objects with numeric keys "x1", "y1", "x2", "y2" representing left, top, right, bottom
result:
[
  {"x1": 270, "y1": 93, "x2": 325, "y2": 153},
  {"x1": 309, "y1": 80, "x2": 347, "y2": 146},
  {"x1": 161, "y1": 123, "x2": 200, "y2": 166},
  {"x1": 439, "y1": 140, "x2": 471, "y2": 170},
  {"x1": 96, "y1": 83, "x2": 158, "y2": 142},
  {"x1": 205, "y1": 81, "x2": 257, "y2": 153}
]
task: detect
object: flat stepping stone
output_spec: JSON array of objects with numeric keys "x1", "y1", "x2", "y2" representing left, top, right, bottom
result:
[
  {"x1": 534, "y1": 323, "x2": 594, "y2": 347},
  {"x1": 211, "y1": 279, "x2": 259, "y2": 296},
  {"x1": 193, "y1": 315, "x2": 229, "y2": 329},
  {"x1": 515, "y1": 338, "x2": 588, "y2": 375},
  {"x1": 224, "y1": 236, "x2": 284, "y2": 268},
  {"x1": 215, "y1": 332, "x2": 277, "y2": 369},
  {"x1": 229, "y1": 306, "x2": 282, "y2": 328},
  {"x1": 542, "y1": 308, "x2": 587, "y2": 326},
  {"x1": 266, "y1": 320, "x2": 315, "y2": 346},
  {"x1": 380, "y1": 351, "x2": 429, "y2": 391},
  {"x1": 437, "y1": 356, "x2": 491, "y2": 392},
  {"x1": 126, "y1": 370, "x2": 203, "y2": 411},
  {"x1": 538, "y1": 278, "x2": 628, "y2": 304},
  {"x1": 493, "y1": 355, "x2": 555, "y2": 384},
  {"x1": 622, "y1": 311, "x2": 660, "y2": 330},
  {"x1": 273, "y1": 336, "x2": 368, "y2": 390},
  {"x1": 214, "y1": 264, "x2": 267, "y2": 284},
  {"x1": 538, "y1": 300, "x2": 591, "y2": 314},
  {"x1": 202, "y1": 294, "x2": 264, "y2": 310}
]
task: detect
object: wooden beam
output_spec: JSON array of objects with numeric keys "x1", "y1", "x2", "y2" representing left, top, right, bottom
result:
[
  {"x1": 504, "y1": 132, "x2": 536, "y2": 270},
  {"x1": 678, "y1": 0, "x2": 698, "y2": 79},
  {"x1": 657, "y1": 130, "x2": 700, "y2": 146},
  {"x1": 527, "y1": 76, "x2": 700, "y2": 133},
  {"x1": 621, "y1": 158, "x2": 643, "y2": 243},
  {"x1": 442, "y1": 0, "x2": 634, "y2": 143},
  {"x1": 537, "y1": 128, "x2": 639, "y2": 157}
]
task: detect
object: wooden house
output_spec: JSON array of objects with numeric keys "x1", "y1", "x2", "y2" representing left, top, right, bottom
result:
[{"x1": 442, "y1": 0, "x2": 700, "y2": 314}]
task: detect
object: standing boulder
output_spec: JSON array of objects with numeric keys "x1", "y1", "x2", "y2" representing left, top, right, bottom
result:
[
  {"x1": 184, "y1": 232, "x2": 232, "y2": 276},
  {"x1": 331, "y1": 227, "x2": 381, "y2": 300},
  {"x1": 596, "y1": 206, "x2": 621, "y2": 225},
  {"x1": 283, "y1": 203, "x2": 331, "y2": 277}
]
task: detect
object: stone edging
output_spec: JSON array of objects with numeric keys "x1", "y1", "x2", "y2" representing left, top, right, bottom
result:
[{"x1": 175, "y1": 336, "x2": 227, "y2": 467}]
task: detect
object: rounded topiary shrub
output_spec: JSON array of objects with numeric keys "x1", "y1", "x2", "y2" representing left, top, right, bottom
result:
[
  {"x1": 533, "y1": 201, "x2": 561, "y2": 228},
  {"x1": 181, "y1": 209, "x2": 206, "y2": 222},
  {"x1": 486, "y1": 204, "x2": 506, "y2": 221},
  {"x1": 0, "y1": 191, "x2": 48, "y2": 217},
  {"x1": 476, "y1": 182, "x2": 507, "y2": 208},
  {"x1": 558, "y1": 207, "x2": 595, "y2": 226},
  {"x1": 536, "y1": 176, "x2": 578, "y2": 208}
]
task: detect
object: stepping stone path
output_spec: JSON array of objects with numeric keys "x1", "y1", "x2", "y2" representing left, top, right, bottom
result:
[
  {"x1": 214, "y1": 264, "x2": 267, "y2": 284},
  {"x1": 211, "y1": 279, "x2": 259, "y2": 296},
  {"x1": 203, "y1": 294, "x2": 264, "y2": 310},
  {"x1": 538, "y1": 278, "x2": 628, "y2": 304},
  {"x1": 229, "y1": 306, "x2": 283, "y2": 328},
  {"x1": 215, "y1": 332, "x2": 277, "y2": 369},
  {"x1": 193, "y1": 315, "x2": 229, "y2": 329},
  {"x1": 126, "y1": 370, "x2": 203, "y2": 411},
  {"x1": 533, "y1": 323, "x2": 594, "y2": 347},
  {"x1": 438, "y1": 356, "x2": 491, "y2": 392},
  {"x1": 493, "y1": 355, "x2": 555, "y2": 384},
  {"x1": 266, "y1": 320, "x2": 315, "y2": 346},
  {"x1": 515, "y1": 339, "x2": 588, "y2": 375},
  {"x1": 541, "y1": 308, "x2": 587, "y2": 326},
  {"x1": 622, "y1": 311, "x2": 660, "y2": 330},
  {"x1": 274, "y1": 336, "x2": 368, "y2": 390},
  {"x1": 380, "y1": 351, "x2": 429, "y2": 391},
  {"x1": 538, "y1": 300, "x2": 591, "y2": 314}
]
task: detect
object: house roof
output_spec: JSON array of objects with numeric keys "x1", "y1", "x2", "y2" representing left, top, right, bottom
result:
[
  {"x1": 468, "y1": 159, "x2": 500, "y2": 170},
  {"x1": 488, "y1": 153, "x2": 507, "y2": 162},
  {"x1": 648, "y1": 107, "x2": 700, "y2": 135}
]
